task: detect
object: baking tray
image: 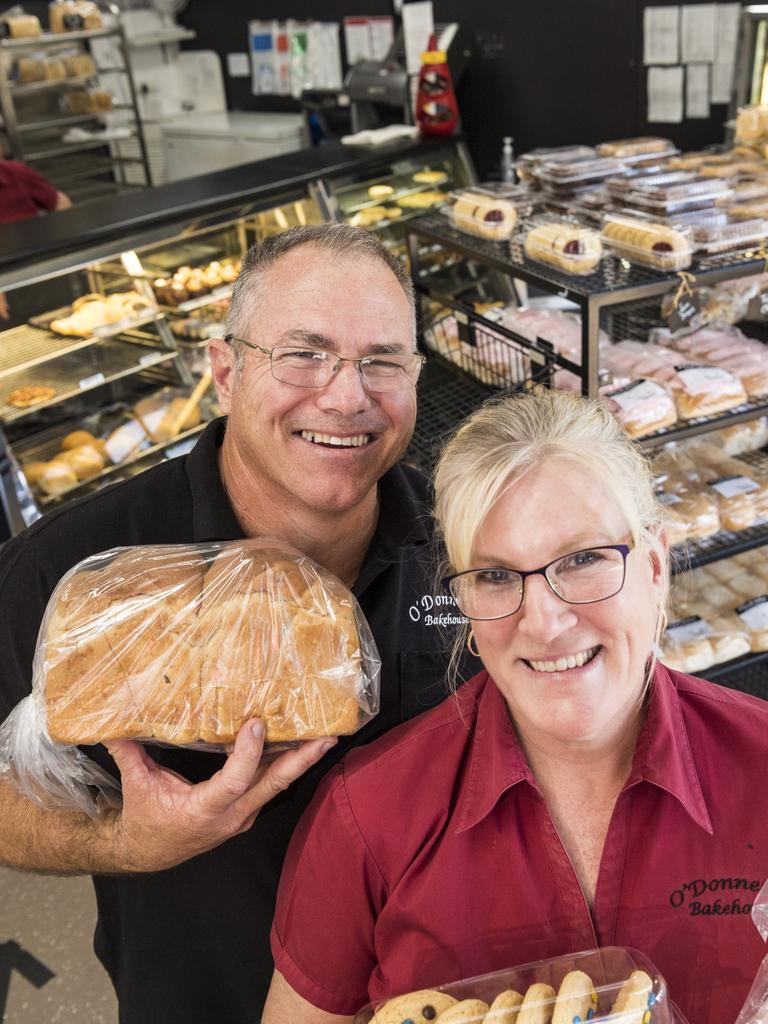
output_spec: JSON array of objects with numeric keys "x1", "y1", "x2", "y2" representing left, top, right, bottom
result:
[{"x1": 0, "y1": 339, "x2": 179, "y2": 424}]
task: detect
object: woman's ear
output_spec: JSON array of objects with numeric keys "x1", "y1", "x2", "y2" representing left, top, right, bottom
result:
[{"x1": 647, "y1": 527, "x2": 669, "y2": 587}]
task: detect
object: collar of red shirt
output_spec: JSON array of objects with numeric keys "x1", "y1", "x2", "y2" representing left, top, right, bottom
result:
[{"x1": 454, "y1": 662, "x2": 713, "y2": 836}]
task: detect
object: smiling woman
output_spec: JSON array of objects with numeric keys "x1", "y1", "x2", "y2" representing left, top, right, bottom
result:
[{"x1": 263, "y1": 389, "x2": 768, "y2": 1024}]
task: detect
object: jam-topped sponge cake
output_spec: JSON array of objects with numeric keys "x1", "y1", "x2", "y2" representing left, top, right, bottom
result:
[
  {"x1": 450, "y1": 190, "x2": 518, "y2": 241},
  {"x1": 524, "y1": 222, "x2": 602, "y2": 274},
  {"x1": 602, "y1": 217, "x2": 691, "y2": 271}
]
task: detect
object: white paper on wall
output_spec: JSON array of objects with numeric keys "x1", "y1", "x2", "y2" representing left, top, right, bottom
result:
[
  {"x1": 686, "y1": 63, "x2": 710, "y2": 118},
  {"x1": 712, "y1": 3, "x2": 741, "y2": 103},
  {"x1": 402, "y1": 1, "x2": 434, "y2": 76},
  {"x1": 644, "y1": 6, "x2": 680, "y2": 65},
  {"x1": 681, "y1": 4, "x2": 717, "y2": 63},
  {"x1": 648, "y1": 65, "x2": 685, "y2": 123}
]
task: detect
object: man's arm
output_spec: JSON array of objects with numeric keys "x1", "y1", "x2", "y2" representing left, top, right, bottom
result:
[
  {"x1": 55, "y1": 190, "x2": 71, "y2": 211},
  {"x1": 262, "y1": 971, "x2": 353, "y2": 1024},
  {"x1": 0, "y1": 720, "x2": 335, "y2": 874}
]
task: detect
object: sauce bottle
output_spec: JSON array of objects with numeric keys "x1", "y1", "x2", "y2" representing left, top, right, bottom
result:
[{"x1": 415, "y1": 34, "x2": 459, "y2": 138}]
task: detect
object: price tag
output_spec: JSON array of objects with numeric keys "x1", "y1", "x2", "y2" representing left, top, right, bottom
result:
[
  {"x1": 709, "y1": 475, "x2": 760, "y2": 499},
  {"x1": 666, "y1": 290, "x2": 701, "y2": 333},
  {"x1": 736, "y1": 595, "x2": 768, "y2": 630},
  {"x1": 78, "y1": 372, "x2": 105, "y2": 390},
  {"x1": 607, "y1": 379, "x2": 667, "y2": 412},
  {"x1": 746, "y1": 288, "x2": 768, "y2": 321},
  {"x1": 657, "y1": 491, "x2": 682, "y2": 506},
  {"x1": 666, "y1": 615, "x2": 713, "y2": 643}
]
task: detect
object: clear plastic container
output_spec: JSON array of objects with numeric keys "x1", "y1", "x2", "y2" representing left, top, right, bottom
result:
[
  {"x1": 617, "y1": 179, "x2": 733, "y2": 215},
  {"x1": 729, "y1": 201, "x2": 768, "y2": 221},
  {"x1": 353, "y1": 947, "x2": 672, "y2": 1024},
  {"x1": 597, "y1": 136, "x2": 678, "y2": 161},
  {"x1": 516, "y1": 145, "x2": 596, "y2": 181},
  {"x1": 534, "y1": 156, "x2": 624, "y2": 186},
  {"x1": 692, "y1": 217, "x2": 768, "y2": 255},
  {"x1": 523, "y1": 217, "x2": 602, "y2": 275},
  {"x1": 601, "y1": 214, "x2": 692, "y2": 270},
  {"x1": 444, "y1": 187, "x2": 519, "y2": 241}
]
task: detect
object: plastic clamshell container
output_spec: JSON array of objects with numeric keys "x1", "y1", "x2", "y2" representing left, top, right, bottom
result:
[
  {"x1": 597, "y1": 135, "x2": 678, "y2": 161},
  {"x1": 606, "y1": 171, "x2": 698, "y2": 197},
  {"x1": 692, "y1": 218, "x2": 768, "y2": 254},
  {"x1": 445, "y1": 188, "x2": 519, "y2": 241},
  {"x1": 601, "y1": 214, "x2": 692, "y2": 270},
  {"x1": 617, "y1": 207, "x2": 729, "y2": 232},
  {"x1": 353, "y1": 946, "x2": 672, "y2": 1024},
  {"x1": 523, "y1": 218, "x2": 602, "y2": 275},
  {"x1": 534, "y1": 156, "x2": 624, "y2": 186},
  {"x1": 612, "y1": 177, "x2": 733, "y2": 215},
  {"x1": 729, "y1": 201, "x2": 768, "y2": 221}
]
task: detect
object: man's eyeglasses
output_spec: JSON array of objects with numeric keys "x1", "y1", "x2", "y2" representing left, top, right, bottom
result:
[
  {"x1": 225, "y1": 335, "x2": 425, "y2": 393},
  {"x1": 442, "y1": 544, "x2": 632, "y2": 621}
]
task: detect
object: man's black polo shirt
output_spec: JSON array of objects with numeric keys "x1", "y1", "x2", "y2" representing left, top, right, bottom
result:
[{"x1": 0, "y1": 419, "x2": 473, "y2": 1024}]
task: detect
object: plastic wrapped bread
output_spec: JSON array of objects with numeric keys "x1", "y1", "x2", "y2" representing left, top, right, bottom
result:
[
  {"x1": 658, "y1": 326, "x2": 768, "y2": 399},
  {"x1": 712, "y1": 417, "x2": 768, "y2": 457},
  {"x1": 357, "y1": 947, "x2": 670, "y2": 1024},
  {"x1": 601, "y1": 379, "x2": 677, "y2": 438},
  {"x1": 0, "y1": 540, "x2": 380, "y2": 814}
]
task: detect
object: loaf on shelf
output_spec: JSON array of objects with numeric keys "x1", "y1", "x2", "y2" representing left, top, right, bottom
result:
[{"x1": 49, "y1": 0, "x2": 103, "y2": 33}]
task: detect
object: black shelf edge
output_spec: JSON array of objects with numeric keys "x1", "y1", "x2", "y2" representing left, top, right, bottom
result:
[
  {"x1": 699, "y1": 649, "x2": 768, "y2": 682},
  {"x1": 638, "y1": 401, "x2": 768, "y2": 449},
  {"x1": 672, "y1": 521, "x2": 768, "y2": 573}
]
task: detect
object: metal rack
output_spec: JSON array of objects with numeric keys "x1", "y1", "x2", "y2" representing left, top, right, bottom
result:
[
  {"x1": 0, "y1": 10, "x2": 151, "y2": 200},
  {"x1": 406, "y1": 214, "x2": 768, "y2": 700}
]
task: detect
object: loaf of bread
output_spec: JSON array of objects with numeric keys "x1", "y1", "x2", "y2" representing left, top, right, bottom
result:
[
  {"x1": 49, "y1": 0, "x2": 103, "y2": 32},
  {"x1": 602, "y1": 216, "x2": 691, "y2": 270},
  {"x1": 524, "y1": 222, "x2": 602, "y2": 274},
  {"x1": 42, "y1": 543, "x2": 378, "y2": 747}
]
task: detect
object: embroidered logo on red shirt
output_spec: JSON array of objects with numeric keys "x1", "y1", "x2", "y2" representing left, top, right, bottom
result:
[{"x1": 669, "y1": 876, "x2": 762, "y2": 916}]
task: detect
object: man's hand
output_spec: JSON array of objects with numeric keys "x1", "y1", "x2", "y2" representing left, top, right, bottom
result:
[
  {"x1": 103, "y1": 720, "x2": 336, "y2": 873},
  {"x1": 0, "y1": 293, "x2": 9, "y2": 320}
]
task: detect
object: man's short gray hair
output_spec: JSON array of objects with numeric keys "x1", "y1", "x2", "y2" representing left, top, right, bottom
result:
[{"x1": 225, "y1": 224, "x2": 416, "y2": 370}]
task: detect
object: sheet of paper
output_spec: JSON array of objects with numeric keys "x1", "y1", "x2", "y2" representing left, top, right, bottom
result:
[
  {"x1": 402, "y1": 1, "x2": 434, "y2": 76},
  {"x1": 686, "y1": 63, "x2": 710, "y2": 117},
  {"x1": 250, "y1": 20, "x2": 277, "y2": 95},
  {"x1": 647, "y1": 65, "x2": 684, "y2": 123},
  {"x1": 343, "y1": 17, "x2": 371, "y2": 64},
  {"x1": 681, "y1": 3, "x2": 717, "y2": 63},
  {"x1": 644, "y1": 6, "x2": 680, "y2": 65},
  {"x1": 711, "y1": 3, "x2": 741, "y2": 103},
  {"x1": 226, "y1": 53, "x2": 250, "y2": 78},
  {"x1": 369, "y1": 16, "x2": 394, "y2": 60}
]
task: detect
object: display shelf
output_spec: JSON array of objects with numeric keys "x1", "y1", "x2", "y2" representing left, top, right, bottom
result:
[
  {"x1": 699, "y1": 652, "x2": 768, "y2": 699},
  {"x1": 9, "y1": 73, "x2": 100, "y2": 96},
  {"x1": 25, "y1": 134, "x2": 139, "y2": 162},
  {"x1": 672, "y1": 520, "x2": 768, "y2": 573},
  {"x1": 638, "y1": 399, "x2": 768, "y2": 449},
  {"x1": 0, "y1": 26, "x2": 121, "y2": 49},
  {"x1": 0, "y1": 340, "x2": 178, "y2": 424},
  {"x1": 342, "y1": 180, "x2": 450, "y2": 217},
  {"x1": 9, "y1": 307, "x2": 164, "y2": 369},
  {"x1": 163, "y1": 284, "x2": 234, "y2": 315}
]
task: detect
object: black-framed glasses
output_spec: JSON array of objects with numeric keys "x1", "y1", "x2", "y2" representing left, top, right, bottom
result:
[
  {"x1": 224, "y1": 335, "x2": 425, "y2": 392},
  {"x1": 442, "y1": 544, "x2": 632, "y2": 621}
]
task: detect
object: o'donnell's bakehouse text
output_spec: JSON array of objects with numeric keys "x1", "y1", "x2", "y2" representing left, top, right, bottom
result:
[{"x1": 669, "y1": 877, "x2": 762, "y2": 916}]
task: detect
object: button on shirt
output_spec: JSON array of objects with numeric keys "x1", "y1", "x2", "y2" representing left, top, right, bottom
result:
[
  {"x1": 272, "y1": 664, "x2": 768, "y2": 1024},
  {"x1": 0, "y1": 418, "x2": 476, "y2": 1024},
  {"x1": 0, "y1": 160, "x2": 58, "y2": 223}
]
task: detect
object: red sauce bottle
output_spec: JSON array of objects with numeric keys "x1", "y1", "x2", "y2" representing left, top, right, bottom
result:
[{"x1": 415, "y1": 35, "x2": 459, "y2": 138}]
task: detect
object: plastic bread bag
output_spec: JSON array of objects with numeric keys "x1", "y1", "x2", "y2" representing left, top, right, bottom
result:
[
  {"x1": 601, "y1": 379, "x2": 677, "y2": 439},
  {"x1": 711, "y1": 417, "x2": 768, "y2": 457},
  {"x1": 736, "y1": 880, "x2": 768, "y2": 1024},
  {"x1": 0, "y1": 540, "x2": 381, "y2": 816},
  {"x1": 353, "y1": 946, "x2": 674, "y2": 1024}
]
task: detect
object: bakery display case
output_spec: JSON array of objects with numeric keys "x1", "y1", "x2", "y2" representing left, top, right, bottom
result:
[{"x1": 0, "y1": 7, "x2": 151, "y2": 202}]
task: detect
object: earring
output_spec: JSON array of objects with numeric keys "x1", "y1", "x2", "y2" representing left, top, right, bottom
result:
[{"x1": 467, "y1": 630, "x2": 480, "y2": 658}]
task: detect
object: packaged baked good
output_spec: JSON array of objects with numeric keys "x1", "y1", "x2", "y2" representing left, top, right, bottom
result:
[
  {"x1": 44, "y1": 58, "x2": 67, "y2": 80},
  {"x1": 601, "y1": 214, "x2": 692, "y2": 270},
  {"x1": 63, "y1": 52, "x2": 96, "y2": 76},
  {"x1": 49, "y1": 0, "x2": 102, "y2": 32},
  {"x1": 666, "y1": 364, "x2": 747, "y2": 420},
  {"x1": 602, "y1": 379, "x2": 677, "y2": 438},
  {"x1": 523, "y1": 220, "x2": 602, "y2": 275},
  {"x1": 0, "y1": 541, "x2": 380, "y2": 814},
  {"x1": 0, "y1": 11, "x2": 41, "y2": 37},
  {"x1": 713, "y1": 417, "x2": 768, "y2": 456},
  {"x1": 446, "y1": 187, "x2": 518, "y2": 241},
  {"x1": 354, "y1": 947, "x2": 672, "y2": 1024},
  {"x1": 692, "y1": 217, "x2": 768, "y2": 255},
  {"x1": 133, "y1": 387, "x2": 204, "y2": 443},
  {"x1": 658, "y1": 325, "x2": 768, "y2": 399},
  {"x1": 597, "y1": 136, "x2": 676, "y2": 160},
  {"x1": 15, "y1": 56, "x2": 46, "y2": 82}
]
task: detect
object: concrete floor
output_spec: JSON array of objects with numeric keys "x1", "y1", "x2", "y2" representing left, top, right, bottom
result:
[{"x1": 0, "y1": 866, "x2": 117, "y2": 1023}]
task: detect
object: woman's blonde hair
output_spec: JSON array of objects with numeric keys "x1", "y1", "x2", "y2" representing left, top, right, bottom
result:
[{"x1": 433, "y1": 387, "x2": 669, "y2": 685}]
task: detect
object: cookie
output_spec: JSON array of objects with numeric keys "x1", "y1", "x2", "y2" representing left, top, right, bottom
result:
[
  {"x1": 517, "y1": 983, "x2": 556, "y2": 1024},
  {"x1": 610, "y1": 970, "x2": 655, "y2": 1023},
  {"x1": 436, "y1": 999, "x2": 488, "y2": 1022},
  {"x1": 486, "y1": 989, "x2": 524, "y2": 1023},
  {"x1": 551, "y1": 971, "x2": 596, "y2": 1024},
  {"x1": 413, "y1": 170, "x2": 448, "y2": 184},
  {"x1": 368, "y1": 184, "x2": 394, "y2": 199},
  {"x1": 372, "y1": 989, "x2": 458, "y2": 1024}
]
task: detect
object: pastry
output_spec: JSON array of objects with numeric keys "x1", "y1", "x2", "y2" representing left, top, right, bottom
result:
[
  {"x1": 524, "y1": 222, "x2": 602, "y2": 274},
  {"x1": 7, "y1": 385, "x2": 56, "y2": 408},
  {"x1": 63, "y1": 53, "x2": 96, "y2": 77},
  {"x1": 21, "y1": 461, "x2": 49, "y2": 487},
  {"x1": 49, "y1": 0, "x2": 103, "y2": 33},
  {"x1": 372, "y1": 990, "x2": 457, "y2": 1024},
  {"x1": 43, "y1": 545, "x2": 369, "y2": 746},
  {"x1": 50, "y1": 291, "x2": 152, "y2": 336},
  {"x1": 435, "y1": 999, "x2": 488, "y2": 1021},
  {"x1": 450, "y1": 191, "x2": 517, "y2": 241},
  {"x1": 16, "y1": 57, "x2": 46, "y2": 82},
  {"x1": 610, "y1": 970, "x2": 655, "y2": 1023},
  {"x1": 598, "y1": 136, "x2": 672, "y2": 158},
  {"x1": 486, "y1": 989, "x2": 524, "y2": 1023},
  {"x1": 368, "y1": 184, "x2": 394, "y2": 199},
  {"x1": 517, "y1": 983, "x2": 556, "y2": 1024},
  {"x1": 60, "y1": 429, "x2": 97, "y2": 451},
  {"x1": 413, "y1": 169, "x2": 448, "y2": 184},
  {"x1": 0, "y1": 14, "x2": 42, "y2": 37},
  {"x1": 552, "y1": 971, "x2": 596, "y2": 1024},
  {"x1": 38, "y1": 461, "x2": 78, "y2": 496},
  {"x1": 397, "y1": 190, "x2": 448, "y2": 209},
  {"x1": 602, "y1": 217, "x2": 691, "y2": 270}
]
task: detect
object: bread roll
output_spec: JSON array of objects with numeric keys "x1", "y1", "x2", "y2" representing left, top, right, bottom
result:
[
  {"x1": 22, "y1": 461, "x2": 48, "y2": 488},
  {"x1": 38, "y1": 461, "x2": 77, "y2": 496},
  {"x1": 43, "y1": 545, "x2": 368, "y2": 746},
  {"x1": 59, "y1": 444, "x2": 105, "y2": 480},
  {"x1": 60, "y1": 429, "x2": 97, "y2": 451}
]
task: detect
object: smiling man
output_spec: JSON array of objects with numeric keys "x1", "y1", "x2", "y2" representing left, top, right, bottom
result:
[{"x1": 0, "y1": 225, "x2": 475, "y2": 1024}]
